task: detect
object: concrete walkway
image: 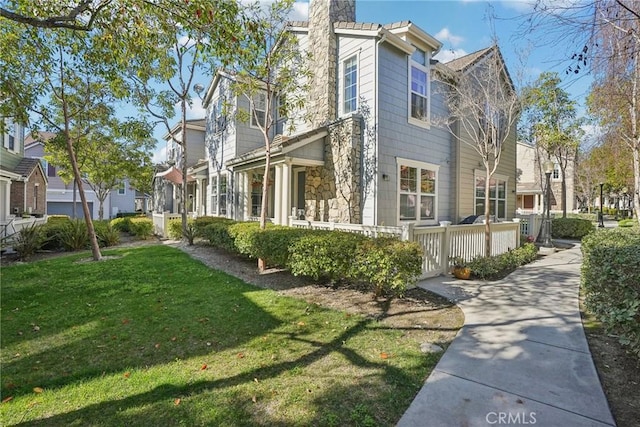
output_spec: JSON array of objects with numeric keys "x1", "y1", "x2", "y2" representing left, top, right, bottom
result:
[{"x1": 398, "y1": 243, "x2": 616, "y2": 427}]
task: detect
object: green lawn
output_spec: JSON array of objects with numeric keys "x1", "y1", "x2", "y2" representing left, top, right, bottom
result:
[{"x1": 1, "y1": 246, "x2": 440, "y2": 426}]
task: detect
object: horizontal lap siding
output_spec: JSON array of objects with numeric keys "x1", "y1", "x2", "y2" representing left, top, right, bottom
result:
[
  {"x1": 376, "y1": 44, "x2": 453, "y2": 227},
  {"x1": 337, "y1": 35, "x2": 376, "y2": 225}
]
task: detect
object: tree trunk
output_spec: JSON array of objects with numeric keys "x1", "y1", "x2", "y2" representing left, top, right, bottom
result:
[
  {"x1": 72, "y1": 179, "x2": 77, "y2": 219},
  {"x1": 561, "y1": 172, "x2": 567, "y2": 218},
  {"x1": 484, "y1": 167, "x2": 492, "y2": 257},
  {"x1": 180, "y1": 98, "x2": 190, "y2": 244},
  {"x1": 258, "y1": 135, "x2": 271, "y2": 272},
  {"x1": 64, "y1": 132, "x2": 101, "y2": 260},
  {"x1": 633, "y1": 146, "x2": 640, "y2": 225}
]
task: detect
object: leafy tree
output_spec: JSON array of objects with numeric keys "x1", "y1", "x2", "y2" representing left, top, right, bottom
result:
[
  {"x1": 521, "y1": 72, "x2": 583, "y2": 217},
  {"x1": 223, "y1": 0, "x2": 310, "y2": 269},
  {"x1": 127, "y1": 1, "x2": 241, "y2": 244},
  {"x1": 0, "y1": 1, "x2": 111, "y2": 31},
  {"x1": 437, "y1": 46, "x2": 520, "y2": 257}
]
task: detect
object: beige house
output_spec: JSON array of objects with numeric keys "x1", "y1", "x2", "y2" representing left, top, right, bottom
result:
[{"x1": 516, "y1": 141, "x2": 576, "y2": 214}]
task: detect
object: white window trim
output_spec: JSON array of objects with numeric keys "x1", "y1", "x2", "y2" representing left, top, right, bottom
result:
[
  {"x1": 4, "y1": 121, "x2": 19, "y2": 153},
  {"x1": 474, "y1": 171, "x2": 509, "y2": 220},
  {"x1": 339, "y1": 52, "x2": 359, "y2": 117},
  {"x1": 407, "y1": 50, "x2": 431, "y2": 129},
  {"x1": 117, "y1": 182, "x2": 126, "y2": 195},
  {"x1": 396, "y1": 157, "x2": 439, "y2": 225},
  {"x1": 250, "y1": 93, "x2": 266, "y2": 130}
]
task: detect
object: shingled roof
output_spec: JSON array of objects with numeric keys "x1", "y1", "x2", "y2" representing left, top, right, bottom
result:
[
  {"x1": 13, "y1": 158, "x2": 42, "y2": 179},
  {"x1": 444, "y1": 46, "x2": 494, "y2": 72}
]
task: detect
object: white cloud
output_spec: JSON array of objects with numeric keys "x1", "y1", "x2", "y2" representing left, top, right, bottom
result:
[
  {"x1": 434, "y1": 48, "x2": 468, "y2": 63},
  {"x1": 290, "y1": 1, "x2": 309, "y2": 21},
  {"x1": 187, "y1": 98, "x2": 206, "y2": 119},
  {"x1": 152, "y1": 145, "x2": 167, "y2": 164},
  {"x1": 434, "y1": 27, "x2": 464, "y2": 47},
  {"x1": 177, "y1": 35, "x2": 196, "y2": 48}
]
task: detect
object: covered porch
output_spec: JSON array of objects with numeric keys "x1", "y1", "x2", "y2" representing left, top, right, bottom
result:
[{"x1": 227, "y1": 129, "x2": 328, "y2": 225}]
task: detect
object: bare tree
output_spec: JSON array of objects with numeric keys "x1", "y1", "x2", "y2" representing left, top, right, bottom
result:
[{"x1": 436, "y1": 46, "x2": 520, "y2": 257}]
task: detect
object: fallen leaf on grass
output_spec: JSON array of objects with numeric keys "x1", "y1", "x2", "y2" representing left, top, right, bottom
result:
[
  {"x1": 154, "y1": 343, "x2": 161, "y2": 349},
  {"x1": 33, "y1": 387, "x2": 44, "y2": 393},
  {"x1": 200, "y1": 364, "x2": 207, "y2": 370},
  {"x1": 2, "y1": 396, "x2": 14, "y2": 403},
  {"x1": 174, "y1": 398, "x2": 181, "y2": 406},
  {"x1": 297, "y1": 321, "x2": 306, "y2": 326},
  {"x1": 251, "y1": 396, "x2": 257, "y2": 403},
  {"x1": 123, "y1": 372, "x2": 131, "y2": 378},
  {"x1": 254, "y1": 378, "x2": 259, "y2": 383},
  {"x1": 237, "y1": 353, "x2": 244, "y2": 359},
  {"x1": 171, "y1": 336, "x2": 177, "y2": 342},
  {"x1": 380, "y1": 352, "x2": 390, "y2": 359},
  {"x1": 121, "y1": 319, "x2": 130, "y2": 325}
]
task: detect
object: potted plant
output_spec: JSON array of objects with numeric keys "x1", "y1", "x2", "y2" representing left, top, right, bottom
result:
[{"x1": 451, "y1": 256, "x2": 471, "y2": 280}]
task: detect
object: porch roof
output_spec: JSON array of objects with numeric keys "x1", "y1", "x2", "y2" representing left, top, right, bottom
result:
[
  {"x1": 155, "y1": 166, "x2": 183, "y2": 185},
  {"x1": 517, "y1": 182, "x2": 543, "y2": 194},
  {"x1": 227, "y1": 126, "x2": 328, "y2": 169}
]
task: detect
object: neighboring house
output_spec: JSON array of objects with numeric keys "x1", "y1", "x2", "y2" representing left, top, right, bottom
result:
[
  {"x1": 516, "y1": 141, "x2": 576, "y2": 214},
  {"x1": 153, "y1": 119, "x2": 206, "y2": 214},
  {"x1": 25, "y1": 132, "x2": 137, "y2": 219},
  {"x1": 1, "y1": 118, "x2": 47, "y2": 222},
  {"x1": 183, "y1": 0, "x2": 517, "y2": 227}
]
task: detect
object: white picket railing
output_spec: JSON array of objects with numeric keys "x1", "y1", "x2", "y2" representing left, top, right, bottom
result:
[
  {"x1": 152, "y1": 212, "x2": 186, "y2": 237},
  {"x1": 517, "y1": 214, "x2": 545, "y2": 239},
  {"x1": 289, "y1": 217, "x2": 522, "y2": 278},
  {"x1": 1, "y1": 216, "x2": 48, "y2": 240}
]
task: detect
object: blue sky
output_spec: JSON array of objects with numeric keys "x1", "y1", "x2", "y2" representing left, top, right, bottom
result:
[{"x1": 152, "y1": 0, "x2": 592, "y2": 161}]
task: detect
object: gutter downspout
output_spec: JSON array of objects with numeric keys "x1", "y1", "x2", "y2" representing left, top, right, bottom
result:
[{"x1": 374, "y1": 33, "x2": 387, "y2": 226}]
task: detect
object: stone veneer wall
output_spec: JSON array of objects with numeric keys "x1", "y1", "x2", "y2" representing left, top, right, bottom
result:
[
  {"x1": 308, "y1": 0, "x2": 355, "y2": 126},
  {"x1": 305, "y1": 115, "x2": 363, "y2": 223}
]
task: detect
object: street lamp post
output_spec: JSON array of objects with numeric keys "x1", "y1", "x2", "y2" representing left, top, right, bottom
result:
[
  {"x1": 599, "y1": 182, "x2": 605, "y2": 227},
  {"x1": 622, "y1": 187, "x2": 628, "y2": 218},
  {"x1": 541, "y1": 160, "x2": 555, "y2": 248}
]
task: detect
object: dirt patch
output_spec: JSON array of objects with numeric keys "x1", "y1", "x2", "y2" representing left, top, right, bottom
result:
[{"x1": 581, "y1": 296, "x2": 640, "y2": 427}]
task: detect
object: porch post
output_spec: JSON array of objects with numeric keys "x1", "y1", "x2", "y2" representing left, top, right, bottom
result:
[
  {"x1": 242, "y1": 171, "x2": 250, "y2": 221},
  {"x1": 282, "y1": 161, "x2": 291, "y2": 227},
  {"x1": 274, "y1": 164, "x2": 283, "y2": 225}
]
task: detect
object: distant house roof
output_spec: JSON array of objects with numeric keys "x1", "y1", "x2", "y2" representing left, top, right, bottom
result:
[
  {"x1": 444, "y1": 47, "x2": 494, "y2": 72},
  {"x1": 24, "y1": 131, "x2": 57, "y2": 148},
  {"x1": 14, "y1": 157, "x2": 47, "y2": 182}
]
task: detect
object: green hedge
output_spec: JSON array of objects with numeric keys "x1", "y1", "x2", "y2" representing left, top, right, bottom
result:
[
  {"x1": 110, "y1": 217, "x2": 132, "y2": 233},
  {"x1": 552, "y1": 217, "x2": 595, "y2": 239},
  {"x1": 582, "y1": 229, "x2": 640, "y2": 358},
  {"x1": 202, "y1": 218, "x2": 239, "y2": 251},
  {"x1": 468, "y1": 243, "x2": 539, "y2": 280},
  {"x1": 129, "y1": 217, "x2": 153, "y2": 239},
  {"x1": 288, "y1": 231, "x2": 368, "y2": 282}
]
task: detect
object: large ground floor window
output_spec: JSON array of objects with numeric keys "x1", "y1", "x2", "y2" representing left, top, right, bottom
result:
[
  {"x1": 475, "y1": 173, "x2": 507, "y2": 219},
  {"x1": 210, "y1": 173, "x2": 228, "y2": 216},
  {"x1": 398, "y1": 158, "x2": 438, "y2": 223}
]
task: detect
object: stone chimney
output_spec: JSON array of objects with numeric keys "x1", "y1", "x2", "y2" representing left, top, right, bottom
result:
[{"x1": 308, "y1": 0, "x2": 356, "y2": 127}]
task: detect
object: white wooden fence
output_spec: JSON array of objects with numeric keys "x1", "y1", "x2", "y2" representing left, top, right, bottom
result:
[
  {"x1": 1, "y1": 216, "x2": 48, "y2": 240},
  {"x1": 152, "y1": 212, "x2": 185, "y2": 237},
  {"x1": 516, "y1": 214, "x2": 544, "y2": 240},
  {"x1": 289, "y1": 218, "x2": 521, "y2": 278}
]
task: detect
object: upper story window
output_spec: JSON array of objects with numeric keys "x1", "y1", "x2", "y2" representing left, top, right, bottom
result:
[
  {"x1": 47, "y1": 163, "x2": 56, "y2": 177},
  {"x1": 409, "y1": 47, "x2": 430, "y2": 127},
  {"x1": 276, "y1": 94, "x2": 287, "y2": 134},
  {"x1": 117, "y1": 182, "x2": 126, "y2": 195},
  {"x1": 4, "y1": 119, "x2": 18, "y2": 152},
  {"x1": 552, "y1": 163, "x2": 560, "y2": 180},
  {"x1": 398, "y1": 158, "x2": 438, "y2": 223},
  {"x1": 212, "y1": 97, "x2": 225, "y2": 134},
  {"x1": 251, "y1": 93, "x2": 266, "y2": 129},
  {"x1": 343, "y1": 55, "x2": 358, "y2": 114}
]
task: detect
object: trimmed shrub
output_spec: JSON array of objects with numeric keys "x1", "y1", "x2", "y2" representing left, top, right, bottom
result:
[
  {"x1": 193, "y1": 216, "x2": 225, "y2": 237},
  {"x1": 552, "y1": 217, "x2": 595, "y2": 239},
  {"x1": 618, "y1": 218, "x2": 638, "y2": 228},
  {"x1": 582, "y1": 228, "x2": 640, "y2": 358},
  {"x1": 59, "y1": 220, "x2": 89, "y2": 251},
  {"x1": 202, "y1": 218, "x2": 238, "y2": 251},
  {"x1": 41, "y1": 217, "x2": 71, "y2": 250},
  {"x1": 129, "y1": 217, "x2": 153, "y2": 239},
  {"x1": 167, "y1": 218, "x2": 187, "y2": 240},
  {"x1": 227, "y1": 222, "x2": 264, "y2": 257},
  {"x1": 115, "y1": 212, "x2": 141, "y2": 218},
  {"x1": 110, "y1": 217, "x2": 132, "y2": 233},
  {"x1": 288, "y1": 231, "x2": 368, "y2": 282},
  {"x1": 14, "y1": 223, "x2": 46, "y2": 260},
  {"x1": 468, "y1": 243, "x2": 539, "y2": 280},
  {"x1": 568, "y1": 212, "x2": 598, "y2": 222},
  {"x1": 251, "y1": 227, "x2": 314, "y2": 267},
  {"x1": 94, "y1": 221, "x2": 120, "y2": 247},
  {"x1": 352, "y1": 237, "x2": 423, "y2": 296}
]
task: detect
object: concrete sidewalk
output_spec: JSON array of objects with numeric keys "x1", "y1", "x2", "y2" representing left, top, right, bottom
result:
[{"x1": 398, "y1": 243, "x2": 616, "y2": 427}]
